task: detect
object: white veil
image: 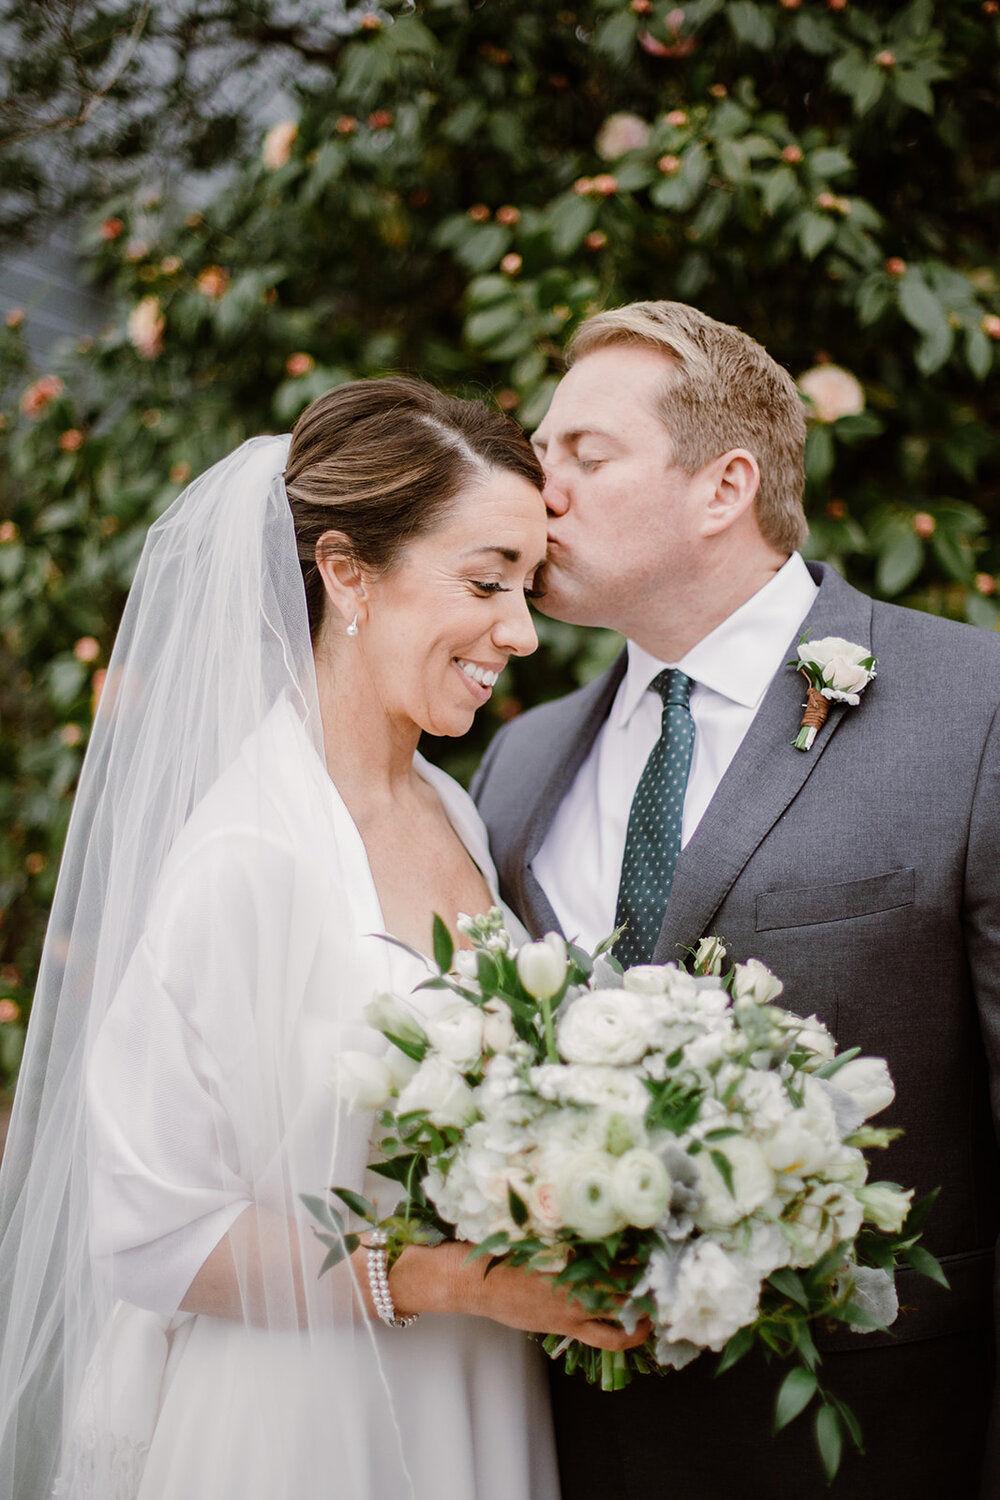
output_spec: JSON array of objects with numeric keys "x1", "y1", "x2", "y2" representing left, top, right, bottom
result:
[{"x1": 0, "y1": 436, "x2": 419, "y2": 1498}]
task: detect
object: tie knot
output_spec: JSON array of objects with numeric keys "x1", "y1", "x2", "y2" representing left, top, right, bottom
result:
[{"x1": 651, "y1": 668, "x2": 693, "y2": 710}]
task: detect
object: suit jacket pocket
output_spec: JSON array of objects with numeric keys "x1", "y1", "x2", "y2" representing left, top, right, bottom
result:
[{"x1": 755, "y1": 867, "x2": 915, "y2": 932}]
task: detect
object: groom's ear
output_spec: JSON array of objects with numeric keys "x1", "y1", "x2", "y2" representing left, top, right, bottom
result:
[
  {"x1": 315, "y1": 531, "x2": 369, "y2": 624},
  {"x1": 699, "y1": 449, "x2": 760, "y2": 538}
]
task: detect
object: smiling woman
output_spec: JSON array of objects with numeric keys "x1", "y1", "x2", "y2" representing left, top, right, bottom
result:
[{"x1": 0, "y1": 377, "x2": 644, "y2": 1500}]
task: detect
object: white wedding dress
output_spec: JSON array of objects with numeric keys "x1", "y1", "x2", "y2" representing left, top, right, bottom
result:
[{"x1": 63, "y1": 698, "x2": 558, "y2": 1500}]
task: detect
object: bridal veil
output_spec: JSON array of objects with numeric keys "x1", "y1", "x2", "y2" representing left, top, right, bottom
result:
[{"x1": 0, "y1": 437, "x2": 419, "y2": 1497}]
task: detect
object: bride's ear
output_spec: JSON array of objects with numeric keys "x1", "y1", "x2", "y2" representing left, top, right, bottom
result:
[{"x1": 315, "y1": 531, "x2": 369, "y2": 629}]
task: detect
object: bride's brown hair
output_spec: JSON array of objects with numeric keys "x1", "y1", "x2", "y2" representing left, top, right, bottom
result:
[{"x1": 284, "y1": 376, "x2": 544, "y2": 640}]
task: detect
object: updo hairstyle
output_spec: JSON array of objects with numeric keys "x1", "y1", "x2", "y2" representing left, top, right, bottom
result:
[{"x1": 284, "y1": 376, "x2": 544, "y2": 640}]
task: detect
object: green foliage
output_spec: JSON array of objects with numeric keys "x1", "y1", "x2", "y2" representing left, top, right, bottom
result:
[{"x1": 1, "y1": 0, "x2": 1000, "y2": 1085}]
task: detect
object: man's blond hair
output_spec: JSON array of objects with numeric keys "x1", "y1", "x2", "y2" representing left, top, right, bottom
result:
[{"x1": 568, "y1": 301, "x2": 808, "y2": 553}]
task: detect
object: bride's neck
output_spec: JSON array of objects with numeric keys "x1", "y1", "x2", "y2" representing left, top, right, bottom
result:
[{"x1": 315, "y1": 650, "x2": 422, "y2": 810}]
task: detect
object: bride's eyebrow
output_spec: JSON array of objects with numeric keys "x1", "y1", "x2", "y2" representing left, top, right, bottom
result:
[{"x1": 461, "y1": 545, "x2": 523, "y2": 562}]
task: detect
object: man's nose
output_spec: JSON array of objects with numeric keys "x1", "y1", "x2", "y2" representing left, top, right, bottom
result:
[{"x1": 542, "y1": 468, "x2": 569, "y2": 516}]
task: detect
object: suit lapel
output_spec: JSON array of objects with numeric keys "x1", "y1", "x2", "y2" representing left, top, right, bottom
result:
[
  {"x1": 512, "y1": 654, "x2": 626, "y2": 936},
  {"x1": 653, "y1": 564, "x2": 874, "y2": 961}
]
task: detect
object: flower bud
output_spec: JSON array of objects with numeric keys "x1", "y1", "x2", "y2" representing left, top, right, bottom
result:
[
  {"x1": 364, "y1": 992, "x2": 428, "y2": 1050},
  {"x1": 333, "y1": 1050, "x2": 394, "y2": 1111},
  {"x1": 516, "y1": 934, "x2": 567, "y2": 1000}
]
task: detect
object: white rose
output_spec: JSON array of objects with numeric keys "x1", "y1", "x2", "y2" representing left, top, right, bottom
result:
[
  {"x1": 662, "y1": 1240, "x2": 760, "y2": 1352},
  {"x1": 857, "y1": 1182, "x2": 913, "y2": 1234},
  {"x1": 516, "y1": 933, "x2": 567, "y2": 1000},
  {"x1": 333, "y1": 1050, "x2": 393, "y2": 1111},
  {"x1": 832, "y1": 1056, "x2": 895, "y2": 1119},
  {"x1": 397, "y1": 1057, "x2": 477, "y2": 1128},
  {"x1": 364, "y1": 992, "x2": 428, "y2": 1050},
  {"x1": 786, "y1": 1182, "x2": 864, "y2": 1264},
  {"x1": 596, "y1": 111, "x2": 650, "y2": 159},
  {"x1": 730, "y1": 959, "x2": 784, "y2": 1005},
  {"x1": 692, "y1": 936, "x2": 727, "y2": 976},
  {"x1": 424, "y1": 1000, "x2": 485, "y2": 1070},
  {"x1": 798, "y1": 365, "x2": 865, "y2": 424},
  {"x1": 482, "y1": 998, "x2": 516, "y2": 1053},
  {"x1": 612, "y1": 1149, "x2": 672, "y2": 1228},
  {"x1": 796, "y1": 637, "x2": 873, "y2": 704},
  {"x1": 785, "y1": 1013, "x2": 837, "y2": 1065},
  {"x1": 553, "y1": 1150, "x2": 626, "y2": 1239},
  {"x1": 692, "y1": 1138, "x2": 775, "y2": 1228},
  {"x1": 557, "y1": 992, "x2": 649, "y2": 1066}
]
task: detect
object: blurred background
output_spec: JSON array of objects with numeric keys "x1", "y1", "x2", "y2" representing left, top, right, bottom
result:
[{"x1": 0, "y1": 0, "x2": 998, "y2": 1111}]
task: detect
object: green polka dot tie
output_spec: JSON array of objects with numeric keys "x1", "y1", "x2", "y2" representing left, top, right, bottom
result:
[{"x1": 614, "y1": 669, "x2": 695, "y2": 968}]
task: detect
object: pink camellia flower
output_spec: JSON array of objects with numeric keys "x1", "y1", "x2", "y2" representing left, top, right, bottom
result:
[
  {"x1": 197, "y1": 266, "x2": 230, "y2": 298},
  {"x1": 798, "y1": 365, "x2": 865, "y2": 423},
  {"x1": 500, "y1": 253, "x2": 523, "y2": 275},
  {"x1": 657, "y1": 154, "x2": 681, "y2": 175},
  {"x1": 584, "y1": 230, "x2": 608, "y2": 250},
  {"x1": 0, "y1": 1000, "x2": 20, "y2": 1025},
  {"x1": 913, "y1": 512, "x2": 936, "y2": 538},
  {"x1": 285, "y1": 352, "x2": 315, "y2": 378},
  {"x1": 0, "y1": 522, "x2": 17, "y2": 544},
  {"x1": 170, "y1": 461, "x2": 192, "y2": 484},
  {"x1": 19, "y1": 375, "x2": 65, "y2": 419},
  {"x1": 875, "y1": 49, "x2": 896, "y2": 67},
  {"x1": 74, "y1": 637, "x2": 100, "y2": 664},
  {"x1": 59, "y1": 429, "x2": 83, "y2": 452},
  {"x1": 5, "y1": 307, "x2": 24, "y2": 329},
  {"x1": 262, "y1": 119, "x2": 298, "y2": 170},
  {"x1": 128, "y1": 296, "x2": 165, "y2": 359},
  {"x1": 782, "y1": 144, "x2": 804, "y2": 164},
  {"x1": 160, "y1": 255, "x2": 182, "y2": 275},
  {"x1": 595, "y1": 112, "x2": 650, "y2": 160},
  {"x1": 591, "y1": 174, "x2": 619, "y2": 196},
  {"x1": 665, "y1": 109, "x2": 688, "y2": 127},
  {"x1": 99, "y1": 217, "x2": 124, "y2": 241},
  {"x1": 60, "y1": 723, "x2": 83, "y2": 747},
  {"x1": 495, "y1": 204, "x2": 521, "y2": 226},
  {"x1": 124, "y1": 240, "x2": 149, "y2": 262},
  {"x1": 982, "y1": 314, "x2": 1000, "y2": 340}
]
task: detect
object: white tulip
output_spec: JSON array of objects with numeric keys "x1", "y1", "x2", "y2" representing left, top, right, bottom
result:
[
  {"x1": 692, "y1": 936, "x2": 727, "y2": 976},
  {"x1": 730, "y1": 959, "x2": 784, "y2": 1005},
  {"x1": 857, "y1": 1182, "x2": 913, "y2": 1234},
  {"x1": 516, "y1": 933, "x2": 567, "y2": 1000},
  {"x1": 482, "y1": 998, "x2": 516, "y2": 1053},
  {"x1": 364, "y1": 992, "x2": 427, "y2": 1050}
]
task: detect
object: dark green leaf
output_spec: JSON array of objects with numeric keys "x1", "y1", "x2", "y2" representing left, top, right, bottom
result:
[
  {"x1": 768, "y1": 1267, "x2": 810, "y2": 1310},
  {"x1": 508, "y1": 1186, "x2": 528, "y2": 1227},
  {"x1": 432, "y1": 913, "x2": 454, "y2": 974},
  {"x1": 709, "y1": 1149, "x2": 735, "y2": 1197},
  {"x1": 333, "y1": 1187, "x2": 377, "y2": 1222},
  {"x1": 815, "y1": 1402, "x2": 844, "y2": 1482},
  {"x1": 903, "y1": 1244, "x2": 950, "y2": 1288},
  {"x1": 716, "y1": 1322, "x2": 756, "y2": 1373},
  {"x1": 775, "y1": 1365, "x2": 818, "y2": 1431}
]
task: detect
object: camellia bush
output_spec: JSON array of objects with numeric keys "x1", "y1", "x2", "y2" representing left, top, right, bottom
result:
[{"x1": 0, "y1": 0, "x2": 998, "y2": 1086}]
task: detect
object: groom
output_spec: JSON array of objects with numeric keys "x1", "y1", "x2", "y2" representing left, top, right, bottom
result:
[{"x1": 473, "y1": 301, "x2": 1000, "y2": 1498}]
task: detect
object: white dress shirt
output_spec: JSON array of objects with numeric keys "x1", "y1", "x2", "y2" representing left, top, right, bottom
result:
[{"x1": 532, "y1": 552, "x2": 819, "y2": 951}]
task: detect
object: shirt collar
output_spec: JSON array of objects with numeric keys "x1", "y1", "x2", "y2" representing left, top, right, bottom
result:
[{"x1": 615, "y1": 552, "x2": 819, "y2": 727}]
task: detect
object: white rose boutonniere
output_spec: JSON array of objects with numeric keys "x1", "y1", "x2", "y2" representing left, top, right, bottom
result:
[{"x1": 789, "y1": 635, "x2": 876, "y2": 750}]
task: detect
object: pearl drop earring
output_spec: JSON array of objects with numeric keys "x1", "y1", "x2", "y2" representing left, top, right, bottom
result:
[{"x1": 346, "y1": 614, "x2": 359, "y2": 637}]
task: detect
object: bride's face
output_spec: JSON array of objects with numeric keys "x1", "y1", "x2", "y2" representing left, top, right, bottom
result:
[{"x1": 358, "y1": 468, "x2": 547, "y2": 738}]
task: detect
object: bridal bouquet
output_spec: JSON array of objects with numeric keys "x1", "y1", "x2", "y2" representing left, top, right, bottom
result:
[{"x1": 312, "y1": 912, "x2": 943, "y2": 1481}]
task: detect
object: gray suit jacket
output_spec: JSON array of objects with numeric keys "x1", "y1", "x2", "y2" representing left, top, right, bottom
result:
[{"x1": 474, "y1": 562, "x2": 1000, "y2": 1497}]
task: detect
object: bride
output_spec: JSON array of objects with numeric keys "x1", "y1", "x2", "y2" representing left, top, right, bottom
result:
[{"x1": 0, "y1": 377, "x2": 643, "y2": 1500}]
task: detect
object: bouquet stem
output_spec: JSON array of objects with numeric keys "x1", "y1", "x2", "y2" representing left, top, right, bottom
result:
[{"x1": 539, "y1": 995, "x2": 558, "y2": 1063}]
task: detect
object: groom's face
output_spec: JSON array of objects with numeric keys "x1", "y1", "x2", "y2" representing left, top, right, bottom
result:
[{"x1": 531, "y1": 343, "x2": 704, "y2": 636}]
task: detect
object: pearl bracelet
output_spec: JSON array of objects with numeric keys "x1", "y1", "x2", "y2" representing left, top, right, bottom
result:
[{"x1": 366, "y1": 1230, "x2": 419, "y2": 1330}]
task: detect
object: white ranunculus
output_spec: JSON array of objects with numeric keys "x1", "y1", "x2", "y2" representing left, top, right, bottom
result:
[
  {"x1": 717, "y1": 1218, "x2": 792, "y2": 1279},
  {"x1": 396, "y1": 1057, "x2": 478, "y2": 1128},
  {"x1": 662, "y1": 1241, "x2": 760, "y2": 1352},
  {"x1": 798, "y1": 364, "x2": 865, "y2": 424},
  {"x1": 516, "y1": 933, "x2": 567, "y2": 1000},
  {"x1": 553, "y1": 1150, "x2": 626, "y2": 1239},
  {"x1": 857, "y1": 1182, "x2": 913, "y2": 1234},
  {"x1": 596, "y1": 111, "x2": 650, "y2": 159},
  {"x1": 364, "y1": 992, "x2": 428, "y2": 1050},
  {"x1": 734, "y1": 1071, "x2": 793, "y2": 1133},
  {"x1": 692, "y1": 1138, "x2": 776, "y2": 1229},
  {"x1": 424, "y1": 999, "x2": 485, "y2": 1070},
  {"x1": 612, "y1": 1149, "x2": 672, "y2": 1228},
  {"x1": 623, "y1": 965, "x2": 674, "y2": 995},
  {"x1": 482, "y1": 998, "x2": 516, "y2": 1053},
  {"x1": 730, "y1": 959, "x2": 784, "y2": 1005},
  {"x1": 832, "y1": 1056, "x2": 895, "y2": 1119},
  {"x1": 333, "y1": 1050, "x2": 394, "y2": 1111},
  {"x1": 557, "y1": 992, "x2": 650, "y2": 1066}
]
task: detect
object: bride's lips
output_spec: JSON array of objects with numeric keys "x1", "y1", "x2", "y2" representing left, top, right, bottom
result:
[{"x1": 454, "y1": 657, "x2": 504, "y2": 703}]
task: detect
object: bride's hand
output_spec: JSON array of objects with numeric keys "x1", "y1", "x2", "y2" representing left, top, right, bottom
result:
[{"x1": 385, "y1": 1241, "x2": 651, "y2": 1352}]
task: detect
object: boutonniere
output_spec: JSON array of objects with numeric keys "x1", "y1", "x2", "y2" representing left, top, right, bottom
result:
[{"x1": 787, "y1": 635, "x2": 876, "y2": 751}]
